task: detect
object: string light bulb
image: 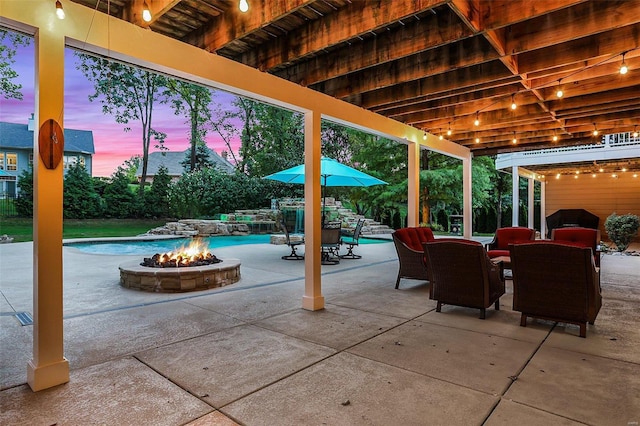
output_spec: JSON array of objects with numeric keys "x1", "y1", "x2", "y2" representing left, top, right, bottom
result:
[
  {"x1": 239, "y1": 0, "x2": 249, "y2": 12},
  {"x1": 475, "y1": 137, "x2": 480, "y2": 143},
  {"x1": 592, "y1": 124, "x2": 599, "y2": 137},
  {"x1": 512, "y1": 132, "x2": 517, "y2": 144},
  {"x1": 447, "y1": 123, "x2": 452, "y2": 136},
  {"x1": 620, "y1": 52, "x2": 628, "y2": 75},
  {"x1": 474, "y1": 111, "x2": 480, "y2": 126},
  {"x1": 510, "y1": 94, "x2": 517, "y2": 110},
  {"x1": 55, "y1": 0, "x2": 65, "y2": 19},
  {"x1": 552, "y1": 134, "x2": 558, "y2": 142},
  {"x1": 556, "y1": 79, "x2": 563, "y2": 98},
  {"x1": 633, "y1": 126, "x2": 638, "y2": 138},
  {"x1": 142, "y1": 1, "x2": 152, "y2": 22}
]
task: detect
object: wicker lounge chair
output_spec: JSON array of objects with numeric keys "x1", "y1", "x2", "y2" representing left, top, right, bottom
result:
[
  {"x1": 423, "y1": 239, "x2": 505, "y2": 319},
  {"x1": 485, "y1": 226, "x2": 536, "y2": 258},
  {"x1": 551, "y1": 227, "x2": 601, "y2": 267},
  {"x1": 280, "y1": 220, "x2": 304, "y2": 260},
  {"x1": 340, "y1": 218, "x2": 365, "y2": 259},
  {"x1": 509, "y1": 241, "x2": 602, "y2": 338},
  {"x1": 392, "y1": 227, "x2": 435, "y2": 289}
]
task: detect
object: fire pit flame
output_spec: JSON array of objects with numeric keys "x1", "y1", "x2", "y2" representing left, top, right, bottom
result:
[{"x1": 141, "y1": 239, "x2": 223, "y2": 268}]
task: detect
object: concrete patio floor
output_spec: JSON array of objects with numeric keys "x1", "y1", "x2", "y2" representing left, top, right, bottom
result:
[{"x1": 1, "y1": 238, "x2": 639, "y2": 425}]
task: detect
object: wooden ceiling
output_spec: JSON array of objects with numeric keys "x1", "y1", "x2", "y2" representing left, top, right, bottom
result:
[{"x1": 68, "y1": 0, "x2": 640, "y2": 158}]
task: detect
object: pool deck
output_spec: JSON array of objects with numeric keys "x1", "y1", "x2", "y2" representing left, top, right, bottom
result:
[{"x1": 1, "y1": 239, "x2": 639, "y2": 425}]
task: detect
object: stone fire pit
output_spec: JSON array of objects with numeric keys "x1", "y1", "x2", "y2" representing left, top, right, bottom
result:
[{"x1": 119, "y1": 258, "x2": 241, "y2": 293}]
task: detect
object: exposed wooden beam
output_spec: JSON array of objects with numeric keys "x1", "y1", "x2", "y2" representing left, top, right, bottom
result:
[
  {"x1": 183, "y1": 0, "x2": 314, "y2": 51},
  {"x1": 346, "y1": 61, "x2": 517, "y2": 110},
  {"x1": 231, "y1": 0, "x2": 447, "y2": 70},
  {"x1": 381, "y1": 84, "x2": 522, "y2": 117},
  {"x1": 126, "y1": 0, "x2": 180, "y2": 27},
  {"x1": 450, "y1": 0, "x2": 587, "y2": 31},
  {"x1": 273, "y1": 8, "x2": 474, "y2": 86},
  {"x1": 505, "y1": 0, "x2": 640, "y2": 55},
  {"x1": 309, "y1": 36, "x2": 498, "y2": 99},
  {"x1": 517, "y1": 23, "x2": 640, "y2": 74}
]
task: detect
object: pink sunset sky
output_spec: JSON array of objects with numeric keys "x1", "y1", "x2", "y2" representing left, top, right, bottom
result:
[{"x1": 1, "y1": 39, "x2": 241, "y2": 177}]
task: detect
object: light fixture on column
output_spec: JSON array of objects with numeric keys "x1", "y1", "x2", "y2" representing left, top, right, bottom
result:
[
  {"x1": 474, "y1": 111, "x2": 480, "y2": 126},
  {"x1": 142, "y1": 1, "x2": 152, "y2": 22},
  {"x1": 556, "y1": 79, "x2": 563, "y2": 98},
  {"x1": 423, "y1": 131, "x2": 427, "y2": 141},
  {"x1": 592, "y1": 123, "x2": 599, "y2": 137},
  {"x1": 239, "y1": 0, "x2": 249, "y2": 12},
  {"x1": 510, "y1": 94, "x2": 517, "y2": 110},
  {"x1": 620, "y1": 52, "x2": 628, "y2": 75},
  {"x1": 447, "y1": 123, "x2": 452, "y2": 136},
  {"x1": 55, "y1": 0, "x2": 65, "y2": 19}
]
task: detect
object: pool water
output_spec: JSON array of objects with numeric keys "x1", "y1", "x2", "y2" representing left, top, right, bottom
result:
[{"x1": 67, "y1": 234, "x2": 388, "y2": 255}]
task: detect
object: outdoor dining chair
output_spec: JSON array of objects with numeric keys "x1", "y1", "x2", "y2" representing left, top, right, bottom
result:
[
  {"x1": 321, "y1": 221, "x2": 342, "y2": 265},
  {"x1": 280, "y1": 220, "x2": 304, "y2": 260},
  {"x1": 340, "y1": 218, "x2": 365, "y2": 259}
]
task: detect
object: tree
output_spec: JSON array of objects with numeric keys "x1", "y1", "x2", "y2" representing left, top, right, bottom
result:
[
  {"x1": 164, "y1": 80, "x2": 212, "y2": 172},
  {"x1": 0, "y1": 30, "x2": 30, "y2": 100},
  {"x1": 63, "y1": 163, "x2": 103, "y2": 218},
  {"x1": 14, "y1": 167, "x2": 33, "y2": 217},
  {"x1": 236, "y1": 99, "x2": 304, "y2": 177},
  {"x1": 103, "y1": 169, "x2": 139, "y2": 218},
  {"x1": 75, "y1": 53, "x2": 167, "y2": 195},
  {"x1": 180, "y1": 144, "x2": 214, "y2": 171},
  {"x1": 350, "y1": 136, "x2": 408, "y2": 226},
  {"x1": 144, "y1": 165, "x2": 171, "y2": 218},
  {"x1": 117, "y1": 155, "x2": 142, "y2": 183},
  {"x1": 209, "y1": 98, "x2": 242, "y2": 169}
]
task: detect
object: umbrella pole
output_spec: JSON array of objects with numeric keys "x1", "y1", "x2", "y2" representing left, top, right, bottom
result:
[{"x1": 321, "y1": 178, "x2": 326, "y2": 225}]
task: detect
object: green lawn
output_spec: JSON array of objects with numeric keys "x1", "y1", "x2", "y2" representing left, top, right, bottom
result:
[{"x1": 0, "y1": 218, "x2": 167, "y2": 242}]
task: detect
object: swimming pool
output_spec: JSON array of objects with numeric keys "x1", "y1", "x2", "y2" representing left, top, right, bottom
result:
[{"x1": 67, "y1": 234, "x2": 389, "y2": 255}]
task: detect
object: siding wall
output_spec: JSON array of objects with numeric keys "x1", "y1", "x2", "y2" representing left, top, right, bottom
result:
[{"x1": 545, "y1": 174, "x2": 640, "y2": 242}]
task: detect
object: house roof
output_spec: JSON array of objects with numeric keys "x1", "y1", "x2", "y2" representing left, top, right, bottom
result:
[
  {"x1": 136, "y1": 148, "x2": 235, "y2": 177},
  {"x1": 0, "y1": 121, "x2": 95, "y2": 154}
]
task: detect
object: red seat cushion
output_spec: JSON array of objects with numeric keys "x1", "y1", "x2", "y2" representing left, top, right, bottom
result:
[
  {"x1": 552, "y1": 228, "x2": 597, "y2": 252},
  {"x1": 495, "y1": 227, "x2": 535, "y2": 249},
  {"x1": 487, "y1": 249, "x2": 510, "y2": 258},
  {"x1": 394, "y1": 227, "x2": 435, "y2": 251},
  {"x1": 415, "y1": 227, "x2": 435, "y2": 244}
]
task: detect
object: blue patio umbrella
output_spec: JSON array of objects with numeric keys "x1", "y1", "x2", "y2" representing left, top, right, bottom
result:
[{"x1": 264, "y1": 157, "x2": 387, "y2": 221}]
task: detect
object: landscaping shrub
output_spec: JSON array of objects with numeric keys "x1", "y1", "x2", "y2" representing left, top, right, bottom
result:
[
  {"x1": 63, "y1": 163, "x2": 103, "y2": 218},
  {"x1": 604, "y1": 213, "x2": 640, "y2": 252},
  {"x1": 14, "y1": 168, "x2": 33, "y2": 216},
  {"x1": 103, "y1": 169, "x2": 140, "y2": 218}
]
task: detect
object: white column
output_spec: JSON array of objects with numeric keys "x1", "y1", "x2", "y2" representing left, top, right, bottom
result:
[
  {"x1": 512, "y1": 166, "x2": 519, "y2": 226},
  {"x1": 527, "y1": 177, "x2": 534, "y2": 229},
  {"x1": 302, "y1": 111, "x2": 324, "y2": 311},
  {"x1": 28, "y1": 22, "x2": 69, "y2": 391},
  {"x1": 540, "y1": 180, "x2": 547, "y2": 239},
  {"x1": 462, "y1": 154, "x2": 473, "y2": 238},
  {"x1": 407, "y1": 141, "x2": 420, "y2": 227}
]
